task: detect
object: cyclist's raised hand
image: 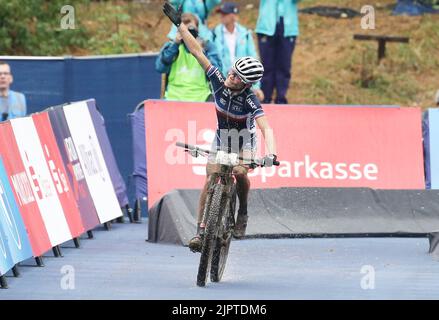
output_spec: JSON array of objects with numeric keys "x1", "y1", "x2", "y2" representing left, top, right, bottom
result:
[{"x1": 163, "y1": 1, "x2": 182, "y2": 27}]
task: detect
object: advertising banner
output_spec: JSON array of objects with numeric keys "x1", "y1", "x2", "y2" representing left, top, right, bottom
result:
[
  {"x1": 63, "y1": 101, "x2": 122, "y2": 223},
  {"x1": 0, "y1": 157, "x2": 33, "y2": 265},
  {"x1": 32, "y1": 112, "x2": 85, "y2": 237},
  {"x1": 0, "y1": 221, "x2": 14, "y2": 275},
  {"x1": 0, "y1": 123, "x2": 51, "y2": 256},
  {"x1": 145, "y1": 101, "x2": 425, "y2": 207},
  {"x1": 48, "y1": 107, "x2": 100, "y2": 230},
  {"x1": 86, "y1": 99, "x2": 129, "y2": 207},
  {"x1": 11, "y1": 118, "x2": 72, "y2": 246}
]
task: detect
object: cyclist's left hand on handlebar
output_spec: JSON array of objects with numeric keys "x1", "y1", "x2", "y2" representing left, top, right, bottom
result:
[
  {"x1": 261, "y1": 154, "x2": 278, "y2": 167},
  {"x1": 163, "y1": 2, "x2": 182, "y2": 27}
]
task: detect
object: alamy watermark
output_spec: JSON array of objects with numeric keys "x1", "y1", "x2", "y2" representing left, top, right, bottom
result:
[
  {"x1": 60, "y1": 5, "x2": 75, "y2": 30},
  {"x1": 360, "y1": 265, "x2": 375, "y2": 290},
  {"x1": 361, "y1": 5, "x2": 376, "y2": 30},
  {"x1": 60, "y1": 265, "x2": 75, "y2": 290}
]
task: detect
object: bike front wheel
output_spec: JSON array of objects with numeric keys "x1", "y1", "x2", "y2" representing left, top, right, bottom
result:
[
  {"x1": 197, "y1": 184, "x2": 224, "y2": 287},
  {"x1": 210, "y1": 184, "x2": 236, "y2": 283}
]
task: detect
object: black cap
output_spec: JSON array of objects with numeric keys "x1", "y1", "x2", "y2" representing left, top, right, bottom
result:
[{"x1": 217, "y1": 2, "x2": 239, "y2": 14}]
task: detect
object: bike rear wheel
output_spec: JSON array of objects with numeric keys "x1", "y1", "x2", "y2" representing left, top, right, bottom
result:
[
  {"x1": 197, "y1": 184, "x2": 224, "y2": 287},
  {"x1": 210, "y1": 184, "x2": 236, "y2": 283}
]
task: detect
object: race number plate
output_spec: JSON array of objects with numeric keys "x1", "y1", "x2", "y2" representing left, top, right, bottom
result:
[{"x1": 215, "y1": 151, "x2": 239, "y2": 166}]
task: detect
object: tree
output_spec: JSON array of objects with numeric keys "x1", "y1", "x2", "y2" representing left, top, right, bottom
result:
[{"x1": 0, "y1": 0, "x2": 89, "y2": 55}]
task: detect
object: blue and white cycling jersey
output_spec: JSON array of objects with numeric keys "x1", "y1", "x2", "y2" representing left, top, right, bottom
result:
[{"x1": 206, "y1": 65, "x2": 264, "y2": 152}]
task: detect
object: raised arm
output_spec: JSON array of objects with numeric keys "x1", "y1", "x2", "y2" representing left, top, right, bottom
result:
[
  {"x1": 178, "y1": 23, "x2": 211, "y2": 70},
  {"x1": 163, "y1": 2, "x2": 211, "y2": 71}
]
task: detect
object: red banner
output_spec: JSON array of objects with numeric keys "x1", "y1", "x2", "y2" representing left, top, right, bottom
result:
[
  {"x1": 32, "y1": 113, "x2": 85, "y2": 238},
  {"x1": 0, "y1": 123, "x2": 51, "y2": 257},
  {"x1": 145, "y1": 101, "x2": 425, "y2": 207}
]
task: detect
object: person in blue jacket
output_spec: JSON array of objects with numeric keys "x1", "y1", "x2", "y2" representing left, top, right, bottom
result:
[
  {"x1": 156, "y1": 13, "x2": 222, "y2": 102},
  {"x1": 167, "y1": 0, "x2": 221, "y2": 42},
  {"x1": 256, "y1": 0, "x2": 300, "y2": 104},
  {"x1": 0, "y1": 61, "x2": 27, "y2": 121},
  {"x1": 212, "y1": 2, "x2": 264, "y2": 101}
]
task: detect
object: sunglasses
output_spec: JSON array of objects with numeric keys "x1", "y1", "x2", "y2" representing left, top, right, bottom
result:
[{"x1": 228, "y1": 71, "x2": 243, "y2": 82}]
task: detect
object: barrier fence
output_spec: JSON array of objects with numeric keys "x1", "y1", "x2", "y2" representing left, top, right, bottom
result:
[
  {"x1": 0, "y1": 98, "x2": 128, "y2": 288},
  {"x1": 1, "y1": 54, "x2": 162, "y2": 207},
  {"x1": 424, "y1": 108, "x2": 439, "y2": 189},
  {"x1": 142, "y1": 101, "x2": 427, "y2": 208},
  {"x1": 2, "y1": 98, "x2": 438, "y2": 286}
]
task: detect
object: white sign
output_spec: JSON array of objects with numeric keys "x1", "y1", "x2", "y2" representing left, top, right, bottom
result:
[
  {"x1": 63, "y1": 101, "x2": 121, "y2": 223},
  {"x1": 11, "y1": 118, "x2": 72, "y2": 246}
]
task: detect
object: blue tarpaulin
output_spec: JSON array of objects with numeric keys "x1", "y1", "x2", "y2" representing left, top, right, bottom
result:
[
  {"x1": 393, "y1": 0, "x2": 439, "y2": 15},
  {"x1": 424, "y1": 108, "x2": 439, "y2": 189},
  {"x1": 128, "y1": 102, "x2": 147, "y2": 203}
]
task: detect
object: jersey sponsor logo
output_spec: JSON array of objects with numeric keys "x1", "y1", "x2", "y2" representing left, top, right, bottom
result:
[
  {"x1": 246, "y1": 97, "x2": 258, "y2": 110},
  {"x1": 233, "y1": 99, "x2": 243, "y2": 107},
  {"x1": 220, "y1": 98, "x2": 227, "y2": 105},
  {"x1": 231, "y1": 105, "x2": 243, "y2": 113},
  {"x1": 214, "y1": 68, "x2": 224, "y2": 82}
]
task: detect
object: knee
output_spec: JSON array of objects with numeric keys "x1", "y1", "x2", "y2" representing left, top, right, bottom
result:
[{"x1": 233, "y1": 166, "x2": 248, "y2": 180}]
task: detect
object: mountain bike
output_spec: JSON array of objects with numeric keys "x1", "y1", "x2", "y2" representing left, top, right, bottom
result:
[{"x1": 176, "y1": 142, "x2": 279, "y2": 287}]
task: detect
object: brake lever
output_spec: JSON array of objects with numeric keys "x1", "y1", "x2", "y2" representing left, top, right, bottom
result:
[{"x1": 186, "y1": 148, "x2": 199, "y2": 157}]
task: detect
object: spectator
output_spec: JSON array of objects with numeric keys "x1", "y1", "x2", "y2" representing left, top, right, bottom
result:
[
  {"x1": 167, "y1": 0, "x2": 221, "y2": 42},
  {"x1": 0, "y1": 61, "x2": 27, "y2": 121},
  {"x1": 212, "y1": 2, "x2": 264, "y2": 101},
  {"x1": 436, "y1": 89, "x2": 439, "y2": 107},
  {"x1": 156, "y1": 13, "x2": 222, "y2": 102},
  {"x1": 255, "y1": 0, "x2": 300, "y2": 104}
]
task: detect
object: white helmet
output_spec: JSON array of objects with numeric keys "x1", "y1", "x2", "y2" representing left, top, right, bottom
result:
[{"x1": 233, "y1": 56, "x2": 264, "y2": 84}]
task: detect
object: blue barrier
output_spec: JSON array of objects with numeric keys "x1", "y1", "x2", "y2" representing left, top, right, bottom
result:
[
  {"x1": 0, "y1": 157, "x2": 33, "y2": 276},
  {"x1": 425, "y1": 108, "x2": 439, "y2": 189},
  {"x1": 2, "y1": 54, "x2": 161, "y2": 204}
]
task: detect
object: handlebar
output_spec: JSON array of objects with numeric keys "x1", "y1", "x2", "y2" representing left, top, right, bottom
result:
[{"x1": 176, "y1": 142, "x2": 280, "y2": 167}]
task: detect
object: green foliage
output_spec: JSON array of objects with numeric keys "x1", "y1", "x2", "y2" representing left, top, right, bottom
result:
[
  {"x1": 0, "y1": 0, "x2": 89, "y2": 55},
  {"x1": 86, "y1": 4, "x2": 142, "y2": 54}
]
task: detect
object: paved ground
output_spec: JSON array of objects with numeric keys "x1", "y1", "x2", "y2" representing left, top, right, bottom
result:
[{"x1": 1, "y1": 220, "x2": 438, "y2": 300}]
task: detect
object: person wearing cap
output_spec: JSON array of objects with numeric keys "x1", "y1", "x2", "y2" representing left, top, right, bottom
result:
[
  {"x1": 156, "y1": 13, "x2": 222, "y2": 102},
  {"x1": 166, "y1": 0, "x2": 221, "y2": 42},
  {"x1": 256, "y1": 0, "x2": 300, "y2": 104},
  {"x1": 0, "y1": 61, "x2": 27, "y2": 121},
  {"x1": 212, "y1": 2, "x2": 264, "y2": 101}
]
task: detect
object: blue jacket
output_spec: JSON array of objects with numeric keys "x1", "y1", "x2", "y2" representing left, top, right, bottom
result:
[
  {"x1": 255, "y1": 0, "x2": 300, "y2": 37},
  {"x1": 167, "y1": 0, "x2": 221, "y2": 41},
  {"x1": 0, "y1": 90, "x2": 27, "y2": 120},
  {"x1": 170, "y1": 0, "x2": 221, "y2": 23},
  {"x1": 155, "y1": 39, "x2": 222, "y2": 75},
  {"x1": 212, "y1": 23, "x2": 261, "y2": 89}
]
